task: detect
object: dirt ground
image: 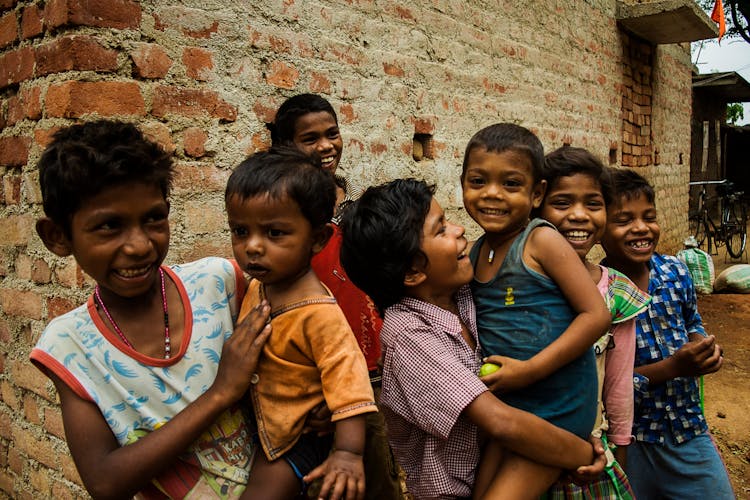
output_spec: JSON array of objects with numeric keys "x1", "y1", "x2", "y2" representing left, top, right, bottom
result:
[
  {"x1": 698, "y1": 244, "x2": 750, "y2": 499},
  {"x1": 699, "y1": 291, "x2": 750, "y2": 499}
]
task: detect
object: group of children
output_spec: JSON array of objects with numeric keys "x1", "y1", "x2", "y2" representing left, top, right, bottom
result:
[{"x1": 28, "y1": 93, "x2": 734, "y2": 499}]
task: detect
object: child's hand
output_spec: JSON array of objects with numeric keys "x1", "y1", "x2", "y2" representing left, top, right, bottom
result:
[
  {"x1": 304, "y1": 402, "x2": 334, "y2": 436},
  {"x1": 303, "y1": 449, "x2": 365, "y2": 500},
  {"x1": 568, "y1": 435, "x2": 607, "y2": 485},
  {"x1": 210, "y1": 302, "x2": 271, "y2": 405},
  {"x1": 672, "y1": 334, "x2": 724, "y2": 377},
  {"x1": 479, "y1": 355, "x2": 533, "y2": 393}
]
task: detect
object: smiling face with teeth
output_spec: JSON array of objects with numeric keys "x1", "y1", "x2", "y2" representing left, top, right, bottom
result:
[
  {"x1": 292, "y1": 111, "x2": 343, "y2": 176},
  {"x1": 539, "y1": 173, "x2": 607, "y2": 260},
  {"x1": 59, "y1": 181, "x2": 170, "y2": 302},
  {"x1": 410, "y1": 198, "x2": 474, "y2": 307},
  {"x1": 462, "y1": 147, "x2": 546, "y2": 243},
  {"x1": 600, "y1": 193, "x2": 660, "y2": 268}
]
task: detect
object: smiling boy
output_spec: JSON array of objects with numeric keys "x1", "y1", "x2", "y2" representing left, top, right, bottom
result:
[
  {"x1": 340, "y1": 178, "x2": 603, "y2": 498},
  {"x1": 600, "y1": 168, "x2": 733, "y2": 499}
]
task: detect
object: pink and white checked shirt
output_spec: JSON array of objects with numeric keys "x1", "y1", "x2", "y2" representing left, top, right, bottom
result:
[{"x1": 379, "y1": 285, "x2": 487, "y2": 499}]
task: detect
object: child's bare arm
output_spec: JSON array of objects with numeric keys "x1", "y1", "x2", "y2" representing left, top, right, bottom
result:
[
  {"x1": 53, "y1": 304, "x2": 271, "y2": 498},
  {"x1": 465, "y1": 392, "x2": 598, "y2": 470},
  {"x1": 304, "y1": 415, "x2": 366, "y2": 500},
  {"x1": 635, "y1": 333, "x2": 723, "y2": 385},
  {"x1": 521, "y1": 226, "x2": 611, "y2": 384}
]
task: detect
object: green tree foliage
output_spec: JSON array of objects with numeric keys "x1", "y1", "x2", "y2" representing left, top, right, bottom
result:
[{"x1": 727, "y1": 102, "x2": 745, "y2": 124}]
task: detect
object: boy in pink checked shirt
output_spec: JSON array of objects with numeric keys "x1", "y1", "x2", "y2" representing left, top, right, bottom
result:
[{"x1": 339, "y1": 178, "x2": 604, "y2": 499}]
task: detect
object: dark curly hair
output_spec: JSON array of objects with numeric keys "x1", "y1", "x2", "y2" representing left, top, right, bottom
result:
[
  {"x1": 461, "y1": 123, "x2": 544, "y2": 183},
  {"x1": 340, "y1": 179, "x2": 434, "y2": 314},
  {"x1": 37, "y1": 120, "x2": 173, "y2": 235},
  {"x1": 270, "y1": 93, "x2": 338, "y2": 146},
  {"x1": 226, "y1": 147, "x2": 335, "y2": 230}
]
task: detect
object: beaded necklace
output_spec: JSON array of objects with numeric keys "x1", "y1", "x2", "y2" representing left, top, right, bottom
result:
[{"x1": 94, "y1": 267, "x2": 171, "y2": 359}]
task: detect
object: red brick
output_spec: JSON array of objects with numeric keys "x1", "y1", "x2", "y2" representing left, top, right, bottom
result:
[
  {"x1": 31, "y1": 258, "x2": 52, "y2": 283},
  {"x1": 20, "y1": 4, "x2": 42, "y2": 39},
  {"x1": 309, "y1": 71, "x2": 331, "y2": 94},
  {"x1": 412, "y1": 115, "x2": 436, "y2": 135},
  {"x1": 338, "y1": 103, "x2": 355, "y2": 124},
  {"x1": 6, "y1": 86, "x2": 41, "y2": 125},
  {"x1": 183, "y1": 127, "x2": 207, "y2": 158},
  {"x1": 0, "y1": 472, "x2": 13, "y2": 498},
  {"x1": 35, "y1": 35, "x2": 118, "y2": 76},
  {"x1": 173, "y1": 163, "x2": 229, "y2": 194},
  {"x1": 0, "y1": 317, "x2": 10, "y2": 343},
  {"x1": 43, "y1": 407, "x2": 65, "y2": 439},
  {"x1": 46, "y1": 296, "x2": 76, "y2": 319},
  {"x1": 24, "y1": 394, "x2": 41, "y2": 424},
  {"x1": 383, "y1": 62, "x2": 404, "y2": 77},
  {"x1": 0, "y1": 11, "x2": 17, "y2": 49},
  {"x1": 182, "y1": 47, "x2": 213, "y2": 81},
  {"x1": 6, "y1": 93, "x2": 23, "y2": 125},
  {"x1": 0, "y1": 288, "x2": 42, "y2": 319},
  {"x1": 252, "y1": 96, "x2": 279, "y2": 124},
  {"x1": 0, "y1": 46, "x2": 34, "y2": 89},
  {"x1": 265, "y1": 60, "x2": 299, "y2": 89},
  {"x1": 12, "y1": 422, "x2": 58, "y2": 469},
  {"x1": 33, "y1": 126, "x2": 59, "y2": 148},
  {"x1": 46, "y1": 81, "x2": 145, "y2": 118},
  {"x1": 140, "y1": 121, "x2": 175, "y2": 153},
  {"x1": 152, "y1": 85, "x2": 236, "y2": 122},
  {"x1": 11, "y1": 359, "x2": 51, "y2": 399},
  {"x1": 44, "y1": 0, "x2": 140, "y2": 29},
  {"x1": 3, "y1": 174, "x2": 21, "y2": 204},
  {"x1": 1, "y1": 380, "x2": 18, "y2": 411},
  {"x1": 247, "y1": 130, "x2": 270, "y2": 153},
  {"x1": 130, "y1": 43, "x2": 172, "y2": 79},
  {"x1": 28, "y1": 466, "x2": 51, "y2": 496},
  {"x1": 370, "y1": 143, "x2": 387, "y2": 155},
  {"x1": 0, "y1": 136, "x2": 30, "y2": 167}
]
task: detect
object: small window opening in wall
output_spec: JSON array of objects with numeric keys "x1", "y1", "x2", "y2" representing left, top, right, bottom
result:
[
  {"x1": 679, "y1": 152, "x2": 683, "y2": 165},
  {"x1": 609, "y1": 147, "x2": 618, "y2": 165},
  {"x1": 413, "y1": 133, "x2": 434, "y2": 162}
]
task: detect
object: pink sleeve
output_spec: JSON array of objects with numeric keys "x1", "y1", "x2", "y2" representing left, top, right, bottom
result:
[{"x1": 602, "y1": 320, "x2": 636, "y2": 446}]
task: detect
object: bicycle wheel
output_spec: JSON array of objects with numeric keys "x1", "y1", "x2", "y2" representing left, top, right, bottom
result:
[
  {"x1": 689, "y1": 215, "x2": 709, "y2": 248},
  {"x1": 725, "y1": 225, "x2": 747, "y2": 258},
  {"x1": 724, "y1": 201, "x2": 747, "y2": 258}
]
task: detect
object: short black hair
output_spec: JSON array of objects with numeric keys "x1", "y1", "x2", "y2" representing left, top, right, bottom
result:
[
  {"x1": 225, "y1": 147, "x2": 335, "y2": 229},
  {"x1": 543, "y1": 146, "x2": 613, "y2": 206},
  {"x1": 608, "y1": 168, "x2": 655, "y2": 207},
  {"x1": 461, "y1": 123, "x2": 544, "y2": 182},
  {"x1": 340, "y1": 179, "x2": 434, "y2": 314},
  {"x1": 270, "y1": 93, "x2": 338, "y2": 146},
  {"x1": 37, "y1": 119, "x2": 173, "y2": 235}
]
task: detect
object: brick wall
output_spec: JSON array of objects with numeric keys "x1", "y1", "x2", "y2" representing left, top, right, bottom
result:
[{"x1": 0, "y1": 0, "x2": 694, "y2": 496}]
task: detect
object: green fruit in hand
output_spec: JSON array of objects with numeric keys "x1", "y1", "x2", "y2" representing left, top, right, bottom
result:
[{"x1": 479, "y1": 362, "x2": 501, "y2": 377}]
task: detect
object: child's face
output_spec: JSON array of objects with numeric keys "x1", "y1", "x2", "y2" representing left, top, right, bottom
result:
[
  {"x1": 462, "y1": 148, "x2": 545, "y2": 237},
  {"x1": 416, "y1": 198, "x2": 474, "y2": 294},
  {"x1": 64, "y1": 181, "x2": 170, "y2": 300},
  {"x1": 292, "y1": 111, "x2": 343, "y2": 175},
  {"x1": 600, "y1": 193, "x2": 660, "y2": 266},
  {"x1": 227, "y1": 193, "x2": 324, "y2": 288},
  {"x1": 539, "y1": 173, "x2": 606, "y2": 260}
]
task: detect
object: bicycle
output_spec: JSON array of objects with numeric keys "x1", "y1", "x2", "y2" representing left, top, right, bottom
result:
[{"x1": 688, "y1": 180, "x2": 747, "y2": 259}]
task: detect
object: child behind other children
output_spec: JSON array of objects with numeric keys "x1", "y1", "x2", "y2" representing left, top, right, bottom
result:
[
  {"x1": 600, "y1": 169, "x2": 734, "y2": 500},
  {"x1": 227, "y1": 147, "x2": 376, "y2": 500},
  {"x1": 461, "y1": 124, "x2": 611, "y2": 497},
  {"x1": 539, "y1": 147, "x2": 652, "y2": 499},
  {"x1": 270, "y1": 93, "x2": 400, "y2": 500},
  {"x1": 340, "y1": 178, "x2": 602, "y2": 499},
  {"x1": 30, "y1": 120, "x2": 272, "y2": 499}
]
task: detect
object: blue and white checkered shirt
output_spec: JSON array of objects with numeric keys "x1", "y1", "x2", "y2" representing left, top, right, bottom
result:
[{"x1": 630, "y1": 253, "x2": 708, "y2": 444}]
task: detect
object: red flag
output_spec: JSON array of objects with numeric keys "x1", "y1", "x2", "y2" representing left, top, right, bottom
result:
[{"x1": 711, "y1": 0, "x2": 727, "y2": 43}]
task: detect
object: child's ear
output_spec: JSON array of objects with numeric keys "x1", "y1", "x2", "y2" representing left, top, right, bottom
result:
[
  {"x1": 531, "y1": 179, "x2": 547, "y2": 209},
  {"x1": 311, "y1": 223, "x2": 334, "y2": 255},
  {"x1": 35, "y1": 218, "x2": 73, "y2": 257},
  {"x1": 403, "y1": 268, "x2": 426, "y2": 288}
]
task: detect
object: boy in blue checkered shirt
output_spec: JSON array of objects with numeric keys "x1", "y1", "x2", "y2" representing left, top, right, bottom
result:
[{"x1": 600, "y1": 168, "x2": 734, "y2": 499}]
